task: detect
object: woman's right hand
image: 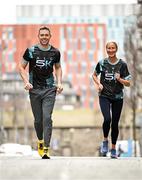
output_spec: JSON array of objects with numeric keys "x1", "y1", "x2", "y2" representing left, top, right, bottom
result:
[{"x1": 24, "y1": 82, "x2": 33, "y2": 90}]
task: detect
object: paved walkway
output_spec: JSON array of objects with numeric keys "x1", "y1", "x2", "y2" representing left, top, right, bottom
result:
[{"x1": 0, "y1": 155, "x2": 142, "y2": 180}]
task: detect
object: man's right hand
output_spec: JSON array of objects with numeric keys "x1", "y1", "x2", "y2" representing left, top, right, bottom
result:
[
  {"x1": 24, "y1": 82, "x2": 33, "y2": 90},
  {"x1": 97, "y1": 83, "x2": 103, "y2": 93}
]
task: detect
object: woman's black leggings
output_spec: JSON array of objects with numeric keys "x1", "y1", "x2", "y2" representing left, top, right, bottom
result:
[{"x1": 99, "y1": 96, "x2": 123, "y2": 145}]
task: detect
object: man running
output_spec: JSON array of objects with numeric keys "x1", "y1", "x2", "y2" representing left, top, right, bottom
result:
[{"x1": 19, "y1": 26, "x2": 63, "y2": 159}]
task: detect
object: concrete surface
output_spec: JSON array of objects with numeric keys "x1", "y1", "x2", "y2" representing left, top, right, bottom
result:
[{"x1": 0, "y1": 155, "x2": 142, "y2": 180}]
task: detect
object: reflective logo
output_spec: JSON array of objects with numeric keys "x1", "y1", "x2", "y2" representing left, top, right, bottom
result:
[
  {"x1": 36, "y1": 57, "x2": 52, "y2": 68},
  {"x1": 105, "y1": 72, "x2": 114, "y2": 81},
  {"x1": 36, "y1": 59, "x2": 45, "y2": 67}
]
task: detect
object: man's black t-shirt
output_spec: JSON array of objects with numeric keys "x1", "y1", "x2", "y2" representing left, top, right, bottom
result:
[
  {"x1": 94, "y1": 58, "x2": 131, "y2": 99},
  {"x1": 23, "y1": 44, "x2": 60, "y2": 88}
]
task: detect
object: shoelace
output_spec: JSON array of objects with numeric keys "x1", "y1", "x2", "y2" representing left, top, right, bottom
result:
[{"x1": 111, "y1": 149, "x2": 116, "y2": 156}]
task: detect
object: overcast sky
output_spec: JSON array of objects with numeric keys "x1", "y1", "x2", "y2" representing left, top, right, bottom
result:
[{"x1": 0, "y1": 0, "x2": 137, "y2": 24}]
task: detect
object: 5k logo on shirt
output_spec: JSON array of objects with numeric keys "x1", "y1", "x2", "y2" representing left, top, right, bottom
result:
[
  {"x1": 36, "y1": 58, "x2": 52, "y2": 68},
  {"x1": 105, "y1": 72, "x2": 115, "y2": 81}
]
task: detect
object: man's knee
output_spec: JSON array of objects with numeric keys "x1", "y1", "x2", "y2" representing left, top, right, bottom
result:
[{"x1": 43, "y1": 117, "x2": 52, "y2": 127}]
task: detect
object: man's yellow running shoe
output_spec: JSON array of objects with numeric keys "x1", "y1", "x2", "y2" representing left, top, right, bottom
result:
[
  {"x1": 37, "y1": 140, "x2": 44, "y2": 157},
  {"x1": 42, "y1": 147, "x2": 50, "y2": 159}
]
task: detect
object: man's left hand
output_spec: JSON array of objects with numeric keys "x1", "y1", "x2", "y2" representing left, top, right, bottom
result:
[{"x1": 56, "y1": 84, "x2": 63, "y2": 94}]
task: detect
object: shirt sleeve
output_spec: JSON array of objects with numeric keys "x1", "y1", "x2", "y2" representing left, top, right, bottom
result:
[
  {"x1": 94, "y1": 62, "x2": 101, "y2": 76},
  {"x1": 23, "y1": 48, "x2": 33, "y2": 62},
  {"x1": 55, "y1": 51, "x2": 61, "y2": 64},
  {"x1": 121, "y1": 62, "x2": 131, "y2": 80}
]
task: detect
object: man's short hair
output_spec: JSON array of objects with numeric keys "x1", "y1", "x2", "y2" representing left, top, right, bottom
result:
[{"x1": 38, "y1": 26, "x2": 51, "y2": 35}]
